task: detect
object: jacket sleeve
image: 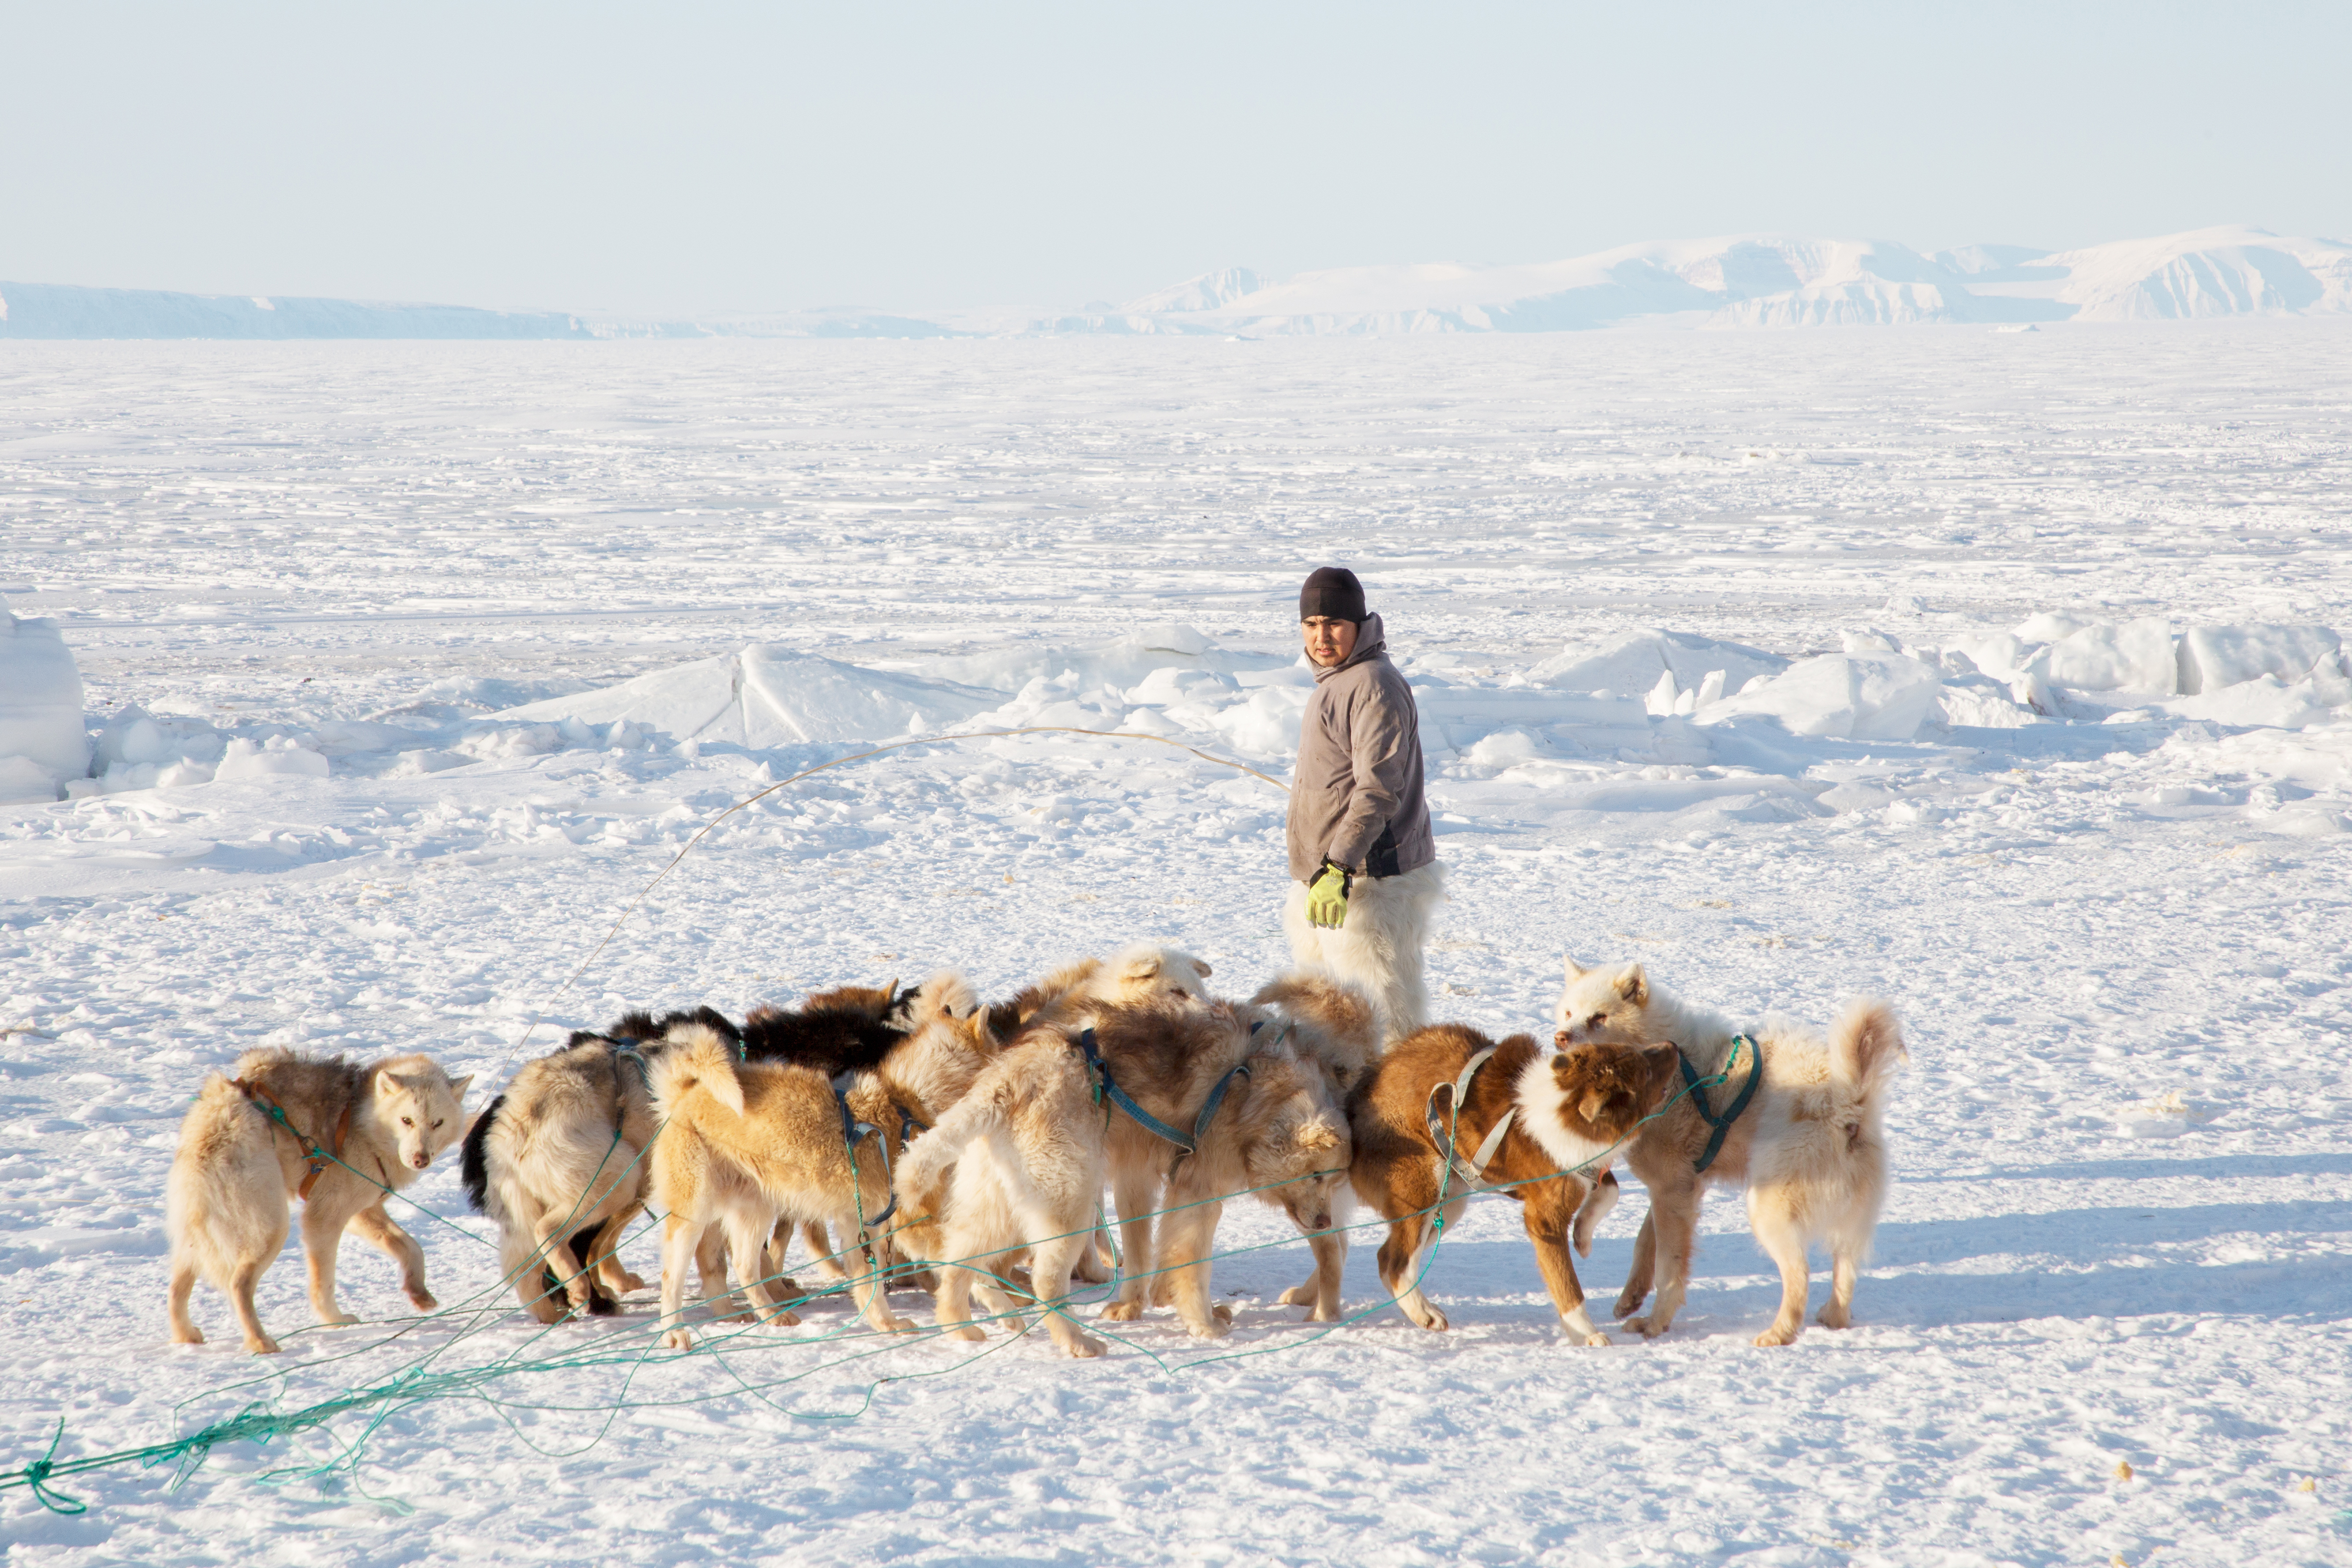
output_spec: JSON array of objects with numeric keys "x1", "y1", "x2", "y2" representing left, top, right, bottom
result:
[{"x1": 1325, "y1": 676, "x2": 1414, "y2": 870}]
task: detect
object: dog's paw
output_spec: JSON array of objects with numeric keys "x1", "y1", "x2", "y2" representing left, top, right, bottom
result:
[
  {"x1": 876, "y1": 1318, "x2": 919, "y2": 1336},
  {"x1": 1277, "y1": 1283, "x2": 1315, "y2": 1307},
  {"x1": 1624, "y1": 1314, "x2": 1667, "y2": 1339},
  {"x1": 244, "y1": 1334, "x2": 283, "y2": 1355},
  {"x1": 760, "y1": 1309, "x2": 804, "y2": 1329},
  {"x1": 1301, "y1": 1300, "x2": 1341, "y2": 1323},
  {"x1": 946, "y1": 1325, "x2": 987, "y2": 1343},
  {"x1": 1098, "y1": 1299, "x2": 1144, "y2": 1322},
  {"x1": 1063, "y1": 1333, "x2": 1106, "y2": 1359},
  {"x1": 1579, "y1": 1331, "x2": 1613, "y2": 1347},
  {"x1": 615, "y1": 1271, "x2": 646, "y2": 1294},
  {"x1": 1752, "y1": 1323, "x2": 1801, "y2": 1347},
  {"x1": 1415, "y1": 1308, "x2": 1450, "y2": 1332},
  {"x1": 662, "y1": 1328, "x2": 695, "y2": 1352},
  {"x1": 1211, "y1": 1302, "x2": 1234, "y2": 1325},
  {"x1": 406, "y1": 1289, "x2": 439, "y2": 1312},
  {"x1": 170, "y1": 1325, "x2": 206, "y2": 1346},
  {"x1": 1183, "y1": 1315, "x2": 1231, "y2": 1341},
  {"x1": 318, "y1": 1311, "x2": 360, "y2": 1328},
  {"x1": 1816, "y1": 1303, "x2": 1851, "y2": 1330},
  {"x1": 1612, "y1": 1292, "x2": 1646, "y2": 1320}
]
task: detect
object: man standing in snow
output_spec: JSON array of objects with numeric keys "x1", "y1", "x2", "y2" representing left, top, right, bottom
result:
[{"x1": 1284, "y1": 566, "x2": 1441, "y2": 1043}]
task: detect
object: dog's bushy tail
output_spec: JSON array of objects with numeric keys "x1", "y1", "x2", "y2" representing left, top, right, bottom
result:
[
  {"x1": 459, "y1": 1093, "x2": 506, "y2": 1214},
  {"x1": 648, "y1": 1024, "x2": 746, "y2": 1120},
  {"x1": 1828, "y1": 999, "x2": 1906, "y2": 1103}
]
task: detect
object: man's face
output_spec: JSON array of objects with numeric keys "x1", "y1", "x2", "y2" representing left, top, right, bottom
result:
[{"x1": 1302, "y1": 616, "x2": 1359, "y2": 669}]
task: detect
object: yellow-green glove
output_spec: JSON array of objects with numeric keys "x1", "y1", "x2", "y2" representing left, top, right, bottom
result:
[{"x1": 1305, "y1": 862, "x2": 1352, "y2": 929}]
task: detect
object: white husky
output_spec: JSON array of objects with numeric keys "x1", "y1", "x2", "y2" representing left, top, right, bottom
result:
[
  {"x1": 1552, "y1": 959, "x2": 1906, "y2": 1346},
  {"x1": 166, "y1": 1049, "x2": 471, "y2": 1353}
]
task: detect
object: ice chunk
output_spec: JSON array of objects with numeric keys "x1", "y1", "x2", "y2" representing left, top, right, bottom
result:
[
  {"x1": 1533, "y1": 629, "x2": 1786, "y2": 697},
  {"x1": 2029, "y1": 618, "x2": 2177, "y2": 693},
  {"x1": 1644, "y1": 670, "x2": 1680, "y2": 717},
  {"x1": 495, "y1": 644, "x2": 998, "y2": 747},
  {"x1": 2164, "y1": 670, "x2": 2352, "y2": 730},
  {"x1": 1209, "y1": 685, "x2": 1310, "y2": 758},
  {"x1": 0, "y1": 601, "x2": 90, "y2": 800},
  {"x1": 1933, "y1": 679, "x2": 2043, "y2": 728},
  {"x1": 215, "y1": 737, "x2": 331, "y2": 780},
  {"x1": 94, "y1": 706, "x2": 227, "y2": 773},
  {"x1": 1946, "y1": 633, "x2": 2030, "y2": 681},
  {"x1": 1699, "y1": 653, "x2": 1941, "y2": 740},
  {"x1": 2013, "y1": 611, "x2": 2094, "y2": 644},
  {"x1": 2175, "y1": 623, "x2": 2344, "y2": 694}
]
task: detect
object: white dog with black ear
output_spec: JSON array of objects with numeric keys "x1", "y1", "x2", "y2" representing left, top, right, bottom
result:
[
  {"x1": 166, "y1": 1049, "x2": 472, "y2": 1354},
  {"x1": 1553, "y1": 958, "x2": 1905, "y2": 1347}
]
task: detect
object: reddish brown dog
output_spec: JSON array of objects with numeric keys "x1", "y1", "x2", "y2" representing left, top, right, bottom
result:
[{"x1": 1346, "y1": 1025, "x2": 1679, "y2": 1344}]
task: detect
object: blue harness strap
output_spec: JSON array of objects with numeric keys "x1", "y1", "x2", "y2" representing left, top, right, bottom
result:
[{"x1": 1679, "y1": 1034, "x2": 1763, "y2": 1174}]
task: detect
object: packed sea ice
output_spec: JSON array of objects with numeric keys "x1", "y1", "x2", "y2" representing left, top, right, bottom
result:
[{"x1": 1, "y1": 326, "x2": 2349, "y2": 1566}]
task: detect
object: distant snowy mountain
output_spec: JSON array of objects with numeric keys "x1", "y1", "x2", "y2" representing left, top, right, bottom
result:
[
  {"x1": 1997, "y1": 225, "x2": 2352, "y2": 320},
  {"x1": 0, "y1": 281, "x2": 591, "y2": 340},
  {"x1": 1050, "y1": 226, "x2": 2352, "y2": 336}
]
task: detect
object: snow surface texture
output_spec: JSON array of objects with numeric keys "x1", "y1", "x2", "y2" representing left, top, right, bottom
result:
[{"x1": 1, "y1": 330, "x2": 2350, "y2": 1566}]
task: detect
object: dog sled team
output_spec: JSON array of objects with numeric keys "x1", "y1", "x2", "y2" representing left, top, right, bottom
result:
[
  {"x1": 164, "y1": 943, "x2": 1905, "y2": 1359},
  {"x1": 165, "y1": 566, "x2": 1904, "y2": 1356}
]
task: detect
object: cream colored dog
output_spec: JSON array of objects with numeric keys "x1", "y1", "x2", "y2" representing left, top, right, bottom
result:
[
  {"x1": 166, "y1": 1049, "x2": 470, "y2": 1354},
  {"x1": 891, "y1": 992, "x2": 1349, "y2": 1353},
  {"x1": 1552, "y1": 958, "x2": 1907, "y2": 1346},
  {"x1": 1241, "y1": 972, "x2": 1383, "y2": 1321},
  {"x1": 648, "y1": 1002, "x2": 1005, "y2": 1350}
]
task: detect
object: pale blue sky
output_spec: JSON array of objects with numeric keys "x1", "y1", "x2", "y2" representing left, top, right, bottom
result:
[{"x1": 3, "y1": 0, "x2": 2346, "y2": 316}]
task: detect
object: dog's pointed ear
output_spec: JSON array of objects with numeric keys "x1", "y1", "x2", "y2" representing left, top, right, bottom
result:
[
  {"x1": 1614, "y1": 965, "x2": 1648, "y2": 1005},
  {"x1": 449, "y1": 1073, "x2": 474, "y2": 1101},
  {"x1": 1121, "y1": 952, "x2": 1164, "y2": 982},
  {"x1": 1192, "y1": 958, "x2": 1212, "y2": 979},
  {"x1": 1562, "y1": 955, "x2": 1587, "y2": 980}
]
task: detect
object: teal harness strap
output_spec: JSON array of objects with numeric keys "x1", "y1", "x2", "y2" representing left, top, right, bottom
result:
[
  {"x1": 833, "y1": 1083, "x2": 907, "y2": 1230},
  {"x1": 1073, "y1": 1027, "x2": 1254, "y2": 1180},
  {"x1": 1074, "y1": 1028, "x2": 1196, "y2": 1150},
  {"x1": 1680, "y1": 1034, "x2": 1763, "y2": 1174}
]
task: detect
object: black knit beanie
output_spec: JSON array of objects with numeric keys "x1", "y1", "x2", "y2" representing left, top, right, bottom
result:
[{"x1": 1298, "y1": 566, "x2": 1367, "y2": 623}]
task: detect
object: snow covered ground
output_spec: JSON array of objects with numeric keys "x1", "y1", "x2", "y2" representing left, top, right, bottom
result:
[{"x1": 2, "y1": 325, "x2": 2350, "y2": 1566}]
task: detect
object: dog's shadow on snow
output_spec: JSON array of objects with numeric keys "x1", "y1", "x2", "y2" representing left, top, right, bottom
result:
[{"x1": 1302, "y1": 1187, "x2": 2352, "y2": 1339}]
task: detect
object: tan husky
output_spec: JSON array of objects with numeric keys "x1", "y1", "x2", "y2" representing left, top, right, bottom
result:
[
  {"x1": 463, "y1": 1013, "x2": 745, "y2": 1324},
  {"x1": 1236, "y1": 972, "x2": 1383, "y2": 1322},
  {"x1": 891, "y1": 995, "x2": 1349, "y2": 1353},
  {"x1": 1552, "y1": 958, "x2": 1906, "y2": 1345},
  {"x1": 647, "y1": 1004, "x2": 1005, "y2": 1350},
  {"x1": 166, "y1": 1049, "x2": 471, "y2": 1354}
]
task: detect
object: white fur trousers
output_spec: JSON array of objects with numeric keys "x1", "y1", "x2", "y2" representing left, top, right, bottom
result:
[{"x1": 1283, "y1": 860, "x2": 1444, "y2": 1044}]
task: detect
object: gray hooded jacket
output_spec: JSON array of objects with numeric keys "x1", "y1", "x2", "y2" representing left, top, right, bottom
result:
[{"x1": 1285, "y1": 613, "x2": 1435, "y2": 882}]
